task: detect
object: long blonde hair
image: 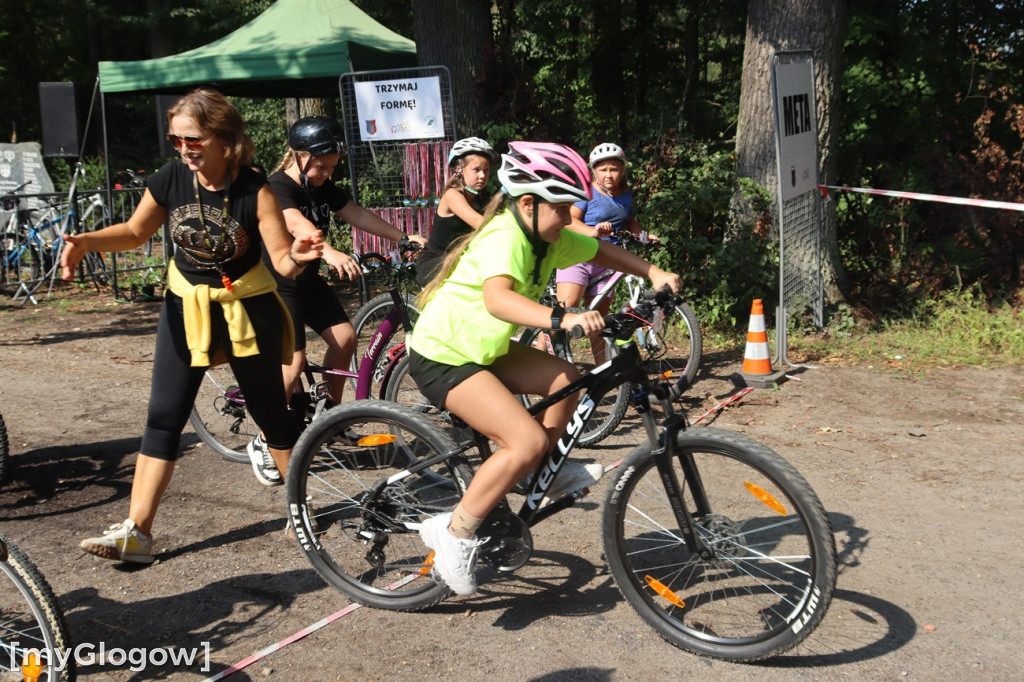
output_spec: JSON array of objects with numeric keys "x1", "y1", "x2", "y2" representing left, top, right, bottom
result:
[{"x1": 416, "y1": 192, "x2": 508, "y2": 306}]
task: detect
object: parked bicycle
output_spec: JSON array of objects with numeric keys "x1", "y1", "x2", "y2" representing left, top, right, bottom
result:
[
  {"x1": 285, "y1": 288, "x2": 837, "y2": 662},
  {"x1": 1, "y1": 165, "x2": 111, "y2": 302},
  {"x1": 1, "y1": 533, "x2": 77, "y2": 681}
]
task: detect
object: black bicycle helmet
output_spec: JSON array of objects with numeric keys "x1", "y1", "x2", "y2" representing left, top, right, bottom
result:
[{"x1": 288, "y1": 116, "x2": 345, "y2": 157}]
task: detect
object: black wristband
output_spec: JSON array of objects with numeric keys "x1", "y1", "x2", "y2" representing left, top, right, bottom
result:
[
  {"x1": 550, "y1": 306, "x2": 565, "y2": 331},
  {"x1": 288, "y1": 251, "x2": 305, "y2": 268}
]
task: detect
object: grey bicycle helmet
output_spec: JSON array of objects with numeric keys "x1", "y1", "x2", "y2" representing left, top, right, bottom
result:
[
  {"x1": 588, "y1": 142, "x2": 626, "y2": 168},
  {"x1": 448, "y1": 137, "x2": 497, "y2": 165},
  {"x1": 288, "y1": 116, "x2": 345, "y2": 157}
]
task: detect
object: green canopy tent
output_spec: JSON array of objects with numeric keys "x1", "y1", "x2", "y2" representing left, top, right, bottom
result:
[
  {"x1": 90, "y1": 0, "x2": 417, "y2": 298},
  {"x1": 97, "y1": 0, "x2": 417, "y2": 97}
]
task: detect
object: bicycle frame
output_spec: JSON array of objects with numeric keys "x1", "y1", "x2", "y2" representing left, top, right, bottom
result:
[
  {"x1": 290, "y1": 288, "x2": 413, "y2": 405},
  {"x1": 383, "y1": 332, "x2": 711, "y2": 557}
]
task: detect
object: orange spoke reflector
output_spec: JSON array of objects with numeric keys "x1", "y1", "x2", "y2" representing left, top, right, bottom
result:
[
  {"x1": 645, "y1": 575, "x2": 686, "y2": 608},
  {"x1": 660, "y1": 370, "x2": 673, "y2": 381},
  {"x1": 419, "y1": 551, "x2": 436, "y2": 576},
  {"x1": 22, "y1": 652, "x2": 43, "y2": 682},
  {"x1": 745, "y1": 481, "x2": 787, "y2": 515},
  {"x1": 358, "y1": 434, "x2": 398, "y2": 446}
]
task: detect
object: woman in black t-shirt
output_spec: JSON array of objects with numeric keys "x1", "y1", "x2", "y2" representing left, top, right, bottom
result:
[{"x1": 60, "y1": 88, "x2": 323, "y2": 565}]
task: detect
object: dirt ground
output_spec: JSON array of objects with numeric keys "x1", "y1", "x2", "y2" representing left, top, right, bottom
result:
[{"x1": 1, "y1": 287, "x2": 1023, "y2": 681}]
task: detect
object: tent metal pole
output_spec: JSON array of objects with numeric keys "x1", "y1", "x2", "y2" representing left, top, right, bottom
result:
[{"x1": 99, "y1": 85, "x2": 125, "y2": 300}]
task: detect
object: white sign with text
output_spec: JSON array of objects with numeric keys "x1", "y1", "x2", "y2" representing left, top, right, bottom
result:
[
  {"x1": 354, "y1": 77, "x2": 445, "y2": 142},
  {"x1": 773, "y1": 58, "x2": 818, "y2": 201}
]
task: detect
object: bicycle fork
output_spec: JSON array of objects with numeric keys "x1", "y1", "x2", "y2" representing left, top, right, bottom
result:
[{"x1": 643, "y1": 404, "x2": 717, "y2": 561}]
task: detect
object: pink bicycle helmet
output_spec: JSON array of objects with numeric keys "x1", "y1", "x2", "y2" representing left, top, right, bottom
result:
[{"x1": 497, "y1": 141, "x2": 592, "y2": 203}]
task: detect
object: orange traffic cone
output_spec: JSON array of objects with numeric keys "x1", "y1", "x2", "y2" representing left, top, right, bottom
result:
[{"x1": 731, "y1": 299, "x2": 787, "y2": 388}]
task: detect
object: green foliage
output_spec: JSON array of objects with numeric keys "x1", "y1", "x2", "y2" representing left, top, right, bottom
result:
[
  {"x1": 43, "y1": 157, "x2": 109, "y2": 193},
  {"x1": 790, "y1": 284, "x2": 1024, "y2": 370},
  {"x1": 838, "y1": 0, "x2": 1024, "y2": 312},
  {"x1": 235, "y1": 98, "x2": 287, "y2": 171},
  {"x1": 631, "y1": 138, "x2": 775, "y2": 331}
]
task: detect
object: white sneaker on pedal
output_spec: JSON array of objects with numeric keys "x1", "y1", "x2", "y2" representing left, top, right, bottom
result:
[
  {"x1": 247, "y1": 433, "x2": 282, "y2": 487},
  {"x1": 540, "y1": 462, "x2": 605, "y2": 508},
  {"x1": 419, "y1": 512, "x2": 484, "y2": 596}
]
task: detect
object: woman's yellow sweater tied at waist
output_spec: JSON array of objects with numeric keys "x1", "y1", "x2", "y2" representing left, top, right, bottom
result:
[{"x1": 166, "y1": 260, "x2": 294, "y2": 367}]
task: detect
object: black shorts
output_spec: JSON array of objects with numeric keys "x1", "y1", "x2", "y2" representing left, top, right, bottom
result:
[
  {"x1": 278, "y1": 274, "x2": 349, "y2": 351},
  {"x1": 407, "y1": 348, "x2": 486, "y2": 409}
]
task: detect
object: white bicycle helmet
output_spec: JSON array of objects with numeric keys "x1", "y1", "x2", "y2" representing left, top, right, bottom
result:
[
  {"x1": 497, "y1": 141, "x2": 592, "y2": 204},
  {"x1": 588, "y1": 142, "x2": 627, "y2": 168},
  {"x1": 448, "y1": 137, "x2": 497, "y2": 165}
]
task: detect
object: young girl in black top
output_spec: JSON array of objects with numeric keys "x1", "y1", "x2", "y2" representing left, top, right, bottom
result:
[{"x1": 415, "y1": 137, "x2": 496, "y2": 286}]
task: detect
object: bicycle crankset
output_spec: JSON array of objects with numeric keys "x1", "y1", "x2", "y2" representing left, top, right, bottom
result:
[{"x1": 477, "y1": 506, "x2": 533, "y2": 572}]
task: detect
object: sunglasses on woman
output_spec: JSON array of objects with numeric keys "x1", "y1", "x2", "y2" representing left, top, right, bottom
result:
[{"x1": 165, "y1": 134, "x2": 207, "y2": 151}]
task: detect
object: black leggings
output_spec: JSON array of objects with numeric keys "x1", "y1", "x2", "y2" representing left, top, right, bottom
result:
[{"x1": 141, "y1": 292, "x2": 300, "y2": 460}]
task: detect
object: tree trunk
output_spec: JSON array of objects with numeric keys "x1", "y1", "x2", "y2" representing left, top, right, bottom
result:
[
  {"x1": 412, "y1": 0, "x2": 494, "y2": 135},
  {"x1": 734, "y1": 0, "x2": 849, "y2": 304}
]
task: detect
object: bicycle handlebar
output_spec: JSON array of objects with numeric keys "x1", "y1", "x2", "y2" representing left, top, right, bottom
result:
[
  {"x1": 601, "y1": 286, "x2": 680, "y2": 341},
  {"x1": 560, "y1": 286, "x2": 677, "y2": 341}
]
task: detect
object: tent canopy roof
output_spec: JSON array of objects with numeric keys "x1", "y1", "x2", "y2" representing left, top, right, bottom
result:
[{"x1": 98, "y1": 0, "x2": 417, "y2": 97}]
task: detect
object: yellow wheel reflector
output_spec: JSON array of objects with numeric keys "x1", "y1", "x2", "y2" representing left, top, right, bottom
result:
[
  {"x1": 645, "y1": 575, "x2": 686, "y2": 608},
  {"x1": 358, "y1": 433, "x2": 398, "y2": 446},
  {"x1": 745, "y1": 481, "x2": 787, "y2": 515}
]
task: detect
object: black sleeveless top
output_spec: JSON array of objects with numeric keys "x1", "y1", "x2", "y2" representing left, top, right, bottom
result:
[{"x1": 416, "y1": 194, "x2": 487, "y2": 286}]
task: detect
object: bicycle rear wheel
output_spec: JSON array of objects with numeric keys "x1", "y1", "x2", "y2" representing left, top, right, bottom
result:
[
  {"x1": 637, "y1": 300, "x2": 703, "y2": 397},
  {"x1": 602, "y1": 427, "x2": 836, "y2": 661},
  {"x1": 286, "y1": 401, "x2": 472, "y2": 611},
  {"x1": 0, "y1": 534, "x2": 76, "y2": 681},
  {"x1": 349, "y1": 291, "x2": 420, "y2": 399},
  {"x1": 189, "y1": 366, "x2": 258, "y2": 464}
]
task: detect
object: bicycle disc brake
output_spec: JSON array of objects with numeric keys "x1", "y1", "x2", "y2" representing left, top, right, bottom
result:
[{"x1": 477, "y1": 506, "x2": 533, "y2": 573}]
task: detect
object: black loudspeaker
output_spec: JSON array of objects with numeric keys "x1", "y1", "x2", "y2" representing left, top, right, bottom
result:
[
  {"x1": 39, "y1": 82, "x2": 89, "y2": 158},
  {"x1": 155, "y1": 94, "x2": 180, "y2": 157}
]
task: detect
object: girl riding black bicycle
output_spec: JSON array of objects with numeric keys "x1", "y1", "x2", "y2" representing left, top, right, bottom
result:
[
  {"x1": 406, "y1": 141, "x2": 681, "y2": 595},
  {"x1": 246, "y1": 116, "x2": 426, "y2": 487}
]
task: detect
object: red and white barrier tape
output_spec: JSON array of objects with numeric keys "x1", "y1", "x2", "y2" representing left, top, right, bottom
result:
[
  {"x1": 202, "y1": 573, "x2": 419, "y2": 681},
  {"x1": 818, "y1": 185, "x2": 1024, "y2": 212}
]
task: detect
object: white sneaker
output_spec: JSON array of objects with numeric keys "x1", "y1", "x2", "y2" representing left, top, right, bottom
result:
[
  {"x1": 540, "y1": 461, "x2": 605, "y2": 508},
  {"x1": 247, "y1": 433, "x2": 282, "y2": 486},
  {"x1": 80, "y1": 519, "x2": 154, "y2": 564},
  {"x1": 418, "y1": 512, "x2": 484, "y2": 596}
]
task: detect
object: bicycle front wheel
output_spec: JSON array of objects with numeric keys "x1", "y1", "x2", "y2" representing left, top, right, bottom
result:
[
  {"x1": 286, "y1": 400, "x2": 472, "y2": 611},
  {"x1": 603, "y1": 427, "x2": 836, "y2": 661},
  {"x1": 638, "y1": 300, "x2": 703, "y2": 397},
  {"x1": 189, "y1": 366, "x2": 258, "y2": 464},
  {"x1": 0, "y1": 535, "x2": 76, "y2": 681}
]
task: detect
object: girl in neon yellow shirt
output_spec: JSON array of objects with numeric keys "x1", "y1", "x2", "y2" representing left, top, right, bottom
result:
[{"x1": 408, "y1": 141, "x2": 681, "y2": 596}]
